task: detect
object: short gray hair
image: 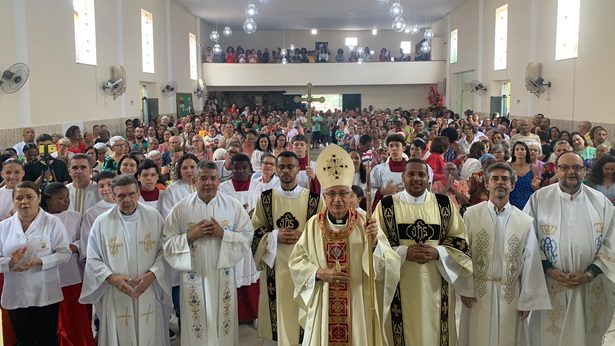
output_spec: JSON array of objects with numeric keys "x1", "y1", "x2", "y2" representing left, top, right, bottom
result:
[
  {"x1": 194, "y1": 160, "x2": 218, "y2": 177},
  {"x1": 484, "y1": 162, "x2": 517, "y2": 184},
  {"x1": 146, "y1": 150, "x2": 161, "y2": 158},
  {"x1": 111, "y1": 174, "x2": 139, "y2": 191},
  {"x1": 527, "y1": 141, "x2": 542, "y2": 155}
]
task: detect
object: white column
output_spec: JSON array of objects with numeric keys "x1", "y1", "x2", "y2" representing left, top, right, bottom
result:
[
  {"x1": 115, "y1": 0, "x2": 126, "y2": 118},
  {"x1": 445, "y1": 14, "x2": 452, "y2": 109},
  {"x1": 196, "y1": 17, "x2": 204, "y2": 112},
  {"x1": 475, "y1": 0, "x2": 485, "y2": 113},
  {"x1": 12, "y1": 0, "x2": 32, "y2": 127},
  {"x1": 527, "y1": 0, "x2": 539, "y2": 116},
  {"x1": 165, "y1": 0, "x2": 174, "y2": 114}
]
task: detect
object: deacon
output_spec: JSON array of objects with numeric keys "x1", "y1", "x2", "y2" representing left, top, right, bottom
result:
[
  {"x1": 289, "y1": 144, "x2": 400, "y2": 345},
  {"x1": 163, "y1": 160, "x2": 254, "y2": 345},
  {"x1": 80, "y1": 174, "x2": 172, "y2": 346},
  {"x1": 252, "y1": 151, "x2": 322, "y2": 344},
  {"x1": 524, "y1": 151, "x2": 615, "y2": 346},
  {"x1": 218, "y1": 153, "x2": 261, "y2": 324},
  {"x1": 457, "y1": 162, "x2": 551, "y2": 346},
  {"x1": 373, "y1": 158, "x2": 473, "y2": 346}
]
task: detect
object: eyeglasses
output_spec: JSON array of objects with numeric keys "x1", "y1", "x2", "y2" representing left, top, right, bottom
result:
[
  {"x1": 324, "y1": 191, "x2": 351, "y2": 199},
  {"x1": 557, "y1": 164, "x2": 585, "y2": 173}
]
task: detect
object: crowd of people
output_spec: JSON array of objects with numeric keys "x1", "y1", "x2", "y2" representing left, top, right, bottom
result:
[
  {"x1": 0, "y1": 101, "x2": 615, "y2": 345},
  {"x1": 203, "y1": 44, "x2": 431, "y2": 64}
]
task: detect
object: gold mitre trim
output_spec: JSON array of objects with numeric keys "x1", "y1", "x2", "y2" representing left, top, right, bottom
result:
[{"x1": 316, "y1": 144, "x2": 354, "y2": 190}]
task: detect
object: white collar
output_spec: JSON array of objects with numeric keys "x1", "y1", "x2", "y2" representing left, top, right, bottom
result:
[
  {"x1": 398, "y1": 190, "x2": 428, "y2": 204},
  {"x1": 557, "y1": 183, "x2": 584, "y2": 201},
  {"x1": 275, "y1": 184, "x2": 304, "y2": 198},
  {"x1": 487, "y1": 200, "x2": 512, "y2": 217}
]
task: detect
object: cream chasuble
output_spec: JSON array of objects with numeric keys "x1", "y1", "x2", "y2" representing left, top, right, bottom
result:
[
  {"x1": 374, "y1": 191, "x2": 473, "y2": 346},
  {"x1": 162, "y1": 192, "x2": 254, "y2": 346},
  {"x1": 79, "y1": 203, "x2": 172, "y2": 346},
  {"x1": 458, "y1": 201, "x2": 551, "y2": 346},
  {"x1": 289, "y1": 210, "x2": 401, "y2": 346},
  {"x1": 251, "y1": 185, "x2": 322, "y2": 344},
  {"x1": 524, "y1": 184, "x2": 615, "y2": 346}
]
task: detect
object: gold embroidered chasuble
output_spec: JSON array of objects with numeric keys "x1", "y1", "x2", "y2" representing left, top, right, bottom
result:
[
  {"x1": 374, "y1": 192, "x2": 472, "y2": 346},
  {"x1": 251, "y1": 186, "x2": 322, "y2": 344},
  {"x1": 289, "y1": 210, "x2": 400, "y2": 346}
]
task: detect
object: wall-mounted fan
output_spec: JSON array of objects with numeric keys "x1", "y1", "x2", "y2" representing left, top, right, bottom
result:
[
  {"x1": 102, "y1": 65, "x2": 126, "y2": 100},
  {"x1": 525, "y1": 63, "x2": 551, "y2": 97},
  {"x1": 470, "y1": 80, "x2": 488, "y2": 95},
  {"x1": 194, "y1": 79, "x2": 205, "y2": 98},
  {"x1": 0, "y1": 63, "x2": 29, "y2": 94},
  {"x1": 162, "y1": 81, "x2": 177, "y2": 97}
]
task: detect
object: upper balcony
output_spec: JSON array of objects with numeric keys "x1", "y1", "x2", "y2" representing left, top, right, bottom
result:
[{"x1": 202, "y1": 60, "x2": 446, "y2": 89}]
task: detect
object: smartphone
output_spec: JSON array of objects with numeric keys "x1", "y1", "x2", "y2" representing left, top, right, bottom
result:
[{"x1": 38, "y1": 144, "x2": 57, "y2": 156}]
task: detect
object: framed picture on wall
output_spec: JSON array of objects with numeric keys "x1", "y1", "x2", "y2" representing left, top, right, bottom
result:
[
  {"x1": 176, "y1": 93, "x2": 193, "y2": 117},
  {"x1": 315, "y1": 42, "x2": 328, "y2": 52}
]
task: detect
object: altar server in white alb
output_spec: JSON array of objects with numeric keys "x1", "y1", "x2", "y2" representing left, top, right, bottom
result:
[
  {"x1": 163, "y1": 160, "x2": 254, "y2": 346},
  {"x1": 0, "y1": 181, "x2": 71, "y2": 345},
  {"x1": 457, "y1": 162, "x2": 551, "y2": 346},
  {"x1": 525, "y1": 151, "x2": 615, "y2": 346},
  {"x1": 80, "y1": 174, "x2": 172, "y2": 346}
]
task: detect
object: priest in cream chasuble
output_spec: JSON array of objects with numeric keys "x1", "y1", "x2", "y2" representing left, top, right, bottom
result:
[
  {"x1": 162, "y1": 161, "x2": 254, "y2": 346},
  {"x1": 524, "y1": 152, "x2": 615, "y2": 346},
  {"x1": 457, "y1": 163, "x2": 551, "y2": 346},
  {"x1": 252, "y1": 151, "x2": 323, "y2": 345},
  {"x1": 373, "y1": 158, "x2": 473, "y2": 346},
  {"x1": 80, "y1": 176, "x2": 172, "y2": 346},
  {"x1": 289, "y1": 144, "x2": 401, "y2": 346}
]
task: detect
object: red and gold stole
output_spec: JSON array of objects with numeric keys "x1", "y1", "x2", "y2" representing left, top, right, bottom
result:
[{"x1": 318, "y1": 209, "x2": 359, "y2": 346}]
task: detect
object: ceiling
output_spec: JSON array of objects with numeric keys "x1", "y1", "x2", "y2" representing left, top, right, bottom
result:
[{"x1": 175, "y1": 0, "x2": 467, "y2": 31}]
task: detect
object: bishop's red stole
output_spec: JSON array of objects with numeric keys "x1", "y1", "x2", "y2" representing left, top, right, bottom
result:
[{"x1": 318, "y1": 209, "x2": 359, "y2": 346}]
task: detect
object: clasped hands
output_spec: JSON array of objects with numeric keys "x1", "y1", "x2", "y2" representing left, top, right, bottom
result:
[
  {"x1": 406, "y1": 243, "x2": 439, "y2": 264},
  {"x1": 9, "y1": 247, "x2": 42, "y2": 272},
  {"x1": 546, "y1": 267, "x2": 590, "y2": 288},
  {"x1": 108, "y1": 272, "x2": 156, "y2": 299},
  {"x1": 187, "y1": 218, "x2": 225, "y2": 243},
  {"x1": 278, "y1": 228, "x2": 301, "y2": 245}
]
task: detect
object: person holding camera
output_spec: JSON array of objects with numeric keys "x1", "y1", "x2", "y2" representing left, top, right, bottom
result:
[{"x1": 23, "y1": 134, "x2": 70, "y2": 186}]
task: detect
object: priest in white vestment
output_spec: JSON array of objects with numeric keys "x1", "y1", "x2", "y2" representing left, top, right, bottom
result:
[
  {"x1": 67, "y1": 155, "x2": 101, "y2": 214},
  {"x1": 524, "y1": 152, "x2": 615, "y2": 346},
  {"x1": 80, "y1": 174, "x2": 172, "y2": 346},
  {"x1": 252, "y1": 151, "x2": 323, "y2": 344},
  {"x1": 457, "y1": 162, "x2": 551, "y2": 346},
  {"x1": 373, "y1": 158, "x2": 473, "y2": 346},
  {"x1": 163, "y1": 160, "x2": 254, "y2": 346},
  {"x1": 289, "y1": 144, "x2": 401, "y2": 346}
]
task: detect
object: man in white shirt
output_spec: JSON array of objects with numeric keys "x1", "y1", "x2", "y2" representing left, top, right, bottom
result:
[
  {"x1": 13, "y1": 127, "x2": 35, "y2": 157},
  {"x1": 524, "y1": 151, "x2": 615, "y2": 345},
  {"x1": 510, "y1": 119, "x2": 540, "y2": 144},
  {"x1": 80, "y1": 174, "x2": 171, "y2": 345},
  {"x1": 67, "y1": 154, "x2": 100, "y2": 214}
]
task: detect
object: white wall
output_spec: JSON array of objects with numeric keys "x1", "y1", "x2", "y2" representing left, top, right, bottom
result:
[
  {"x1": 0, "y1": 0, "x2": 199, "y2": 130},
  {"x1": 441, "y1": 0, "x2": 615, "y2": 124}
]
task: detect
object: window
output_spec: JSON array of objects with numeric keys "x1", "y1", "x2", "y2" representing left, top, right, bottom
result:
[
  {"x1": 73, "y1": 0, "x2": 97, "y2": 65},
  {"x1": 400, "y1": 41, "x2": 412, "y2": 54},
  {"x1": 555, "y1": 0, "x2": 580, "y2": 60},
  {"x1": 450, "y1": 29, "x2": 458, "y2": 63},
  {"x1": 189, "y1": 33, "x2": 197, "y2": 80},
  {"x1": 141, "y1": 9, "x2": 155, "y2": 73},
  {"x1": 493, "y1": 4, "x2": 508, "y2": 70},
  {"x1": 345, "y1": 37, "x2": 358, "y2": 49}
]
